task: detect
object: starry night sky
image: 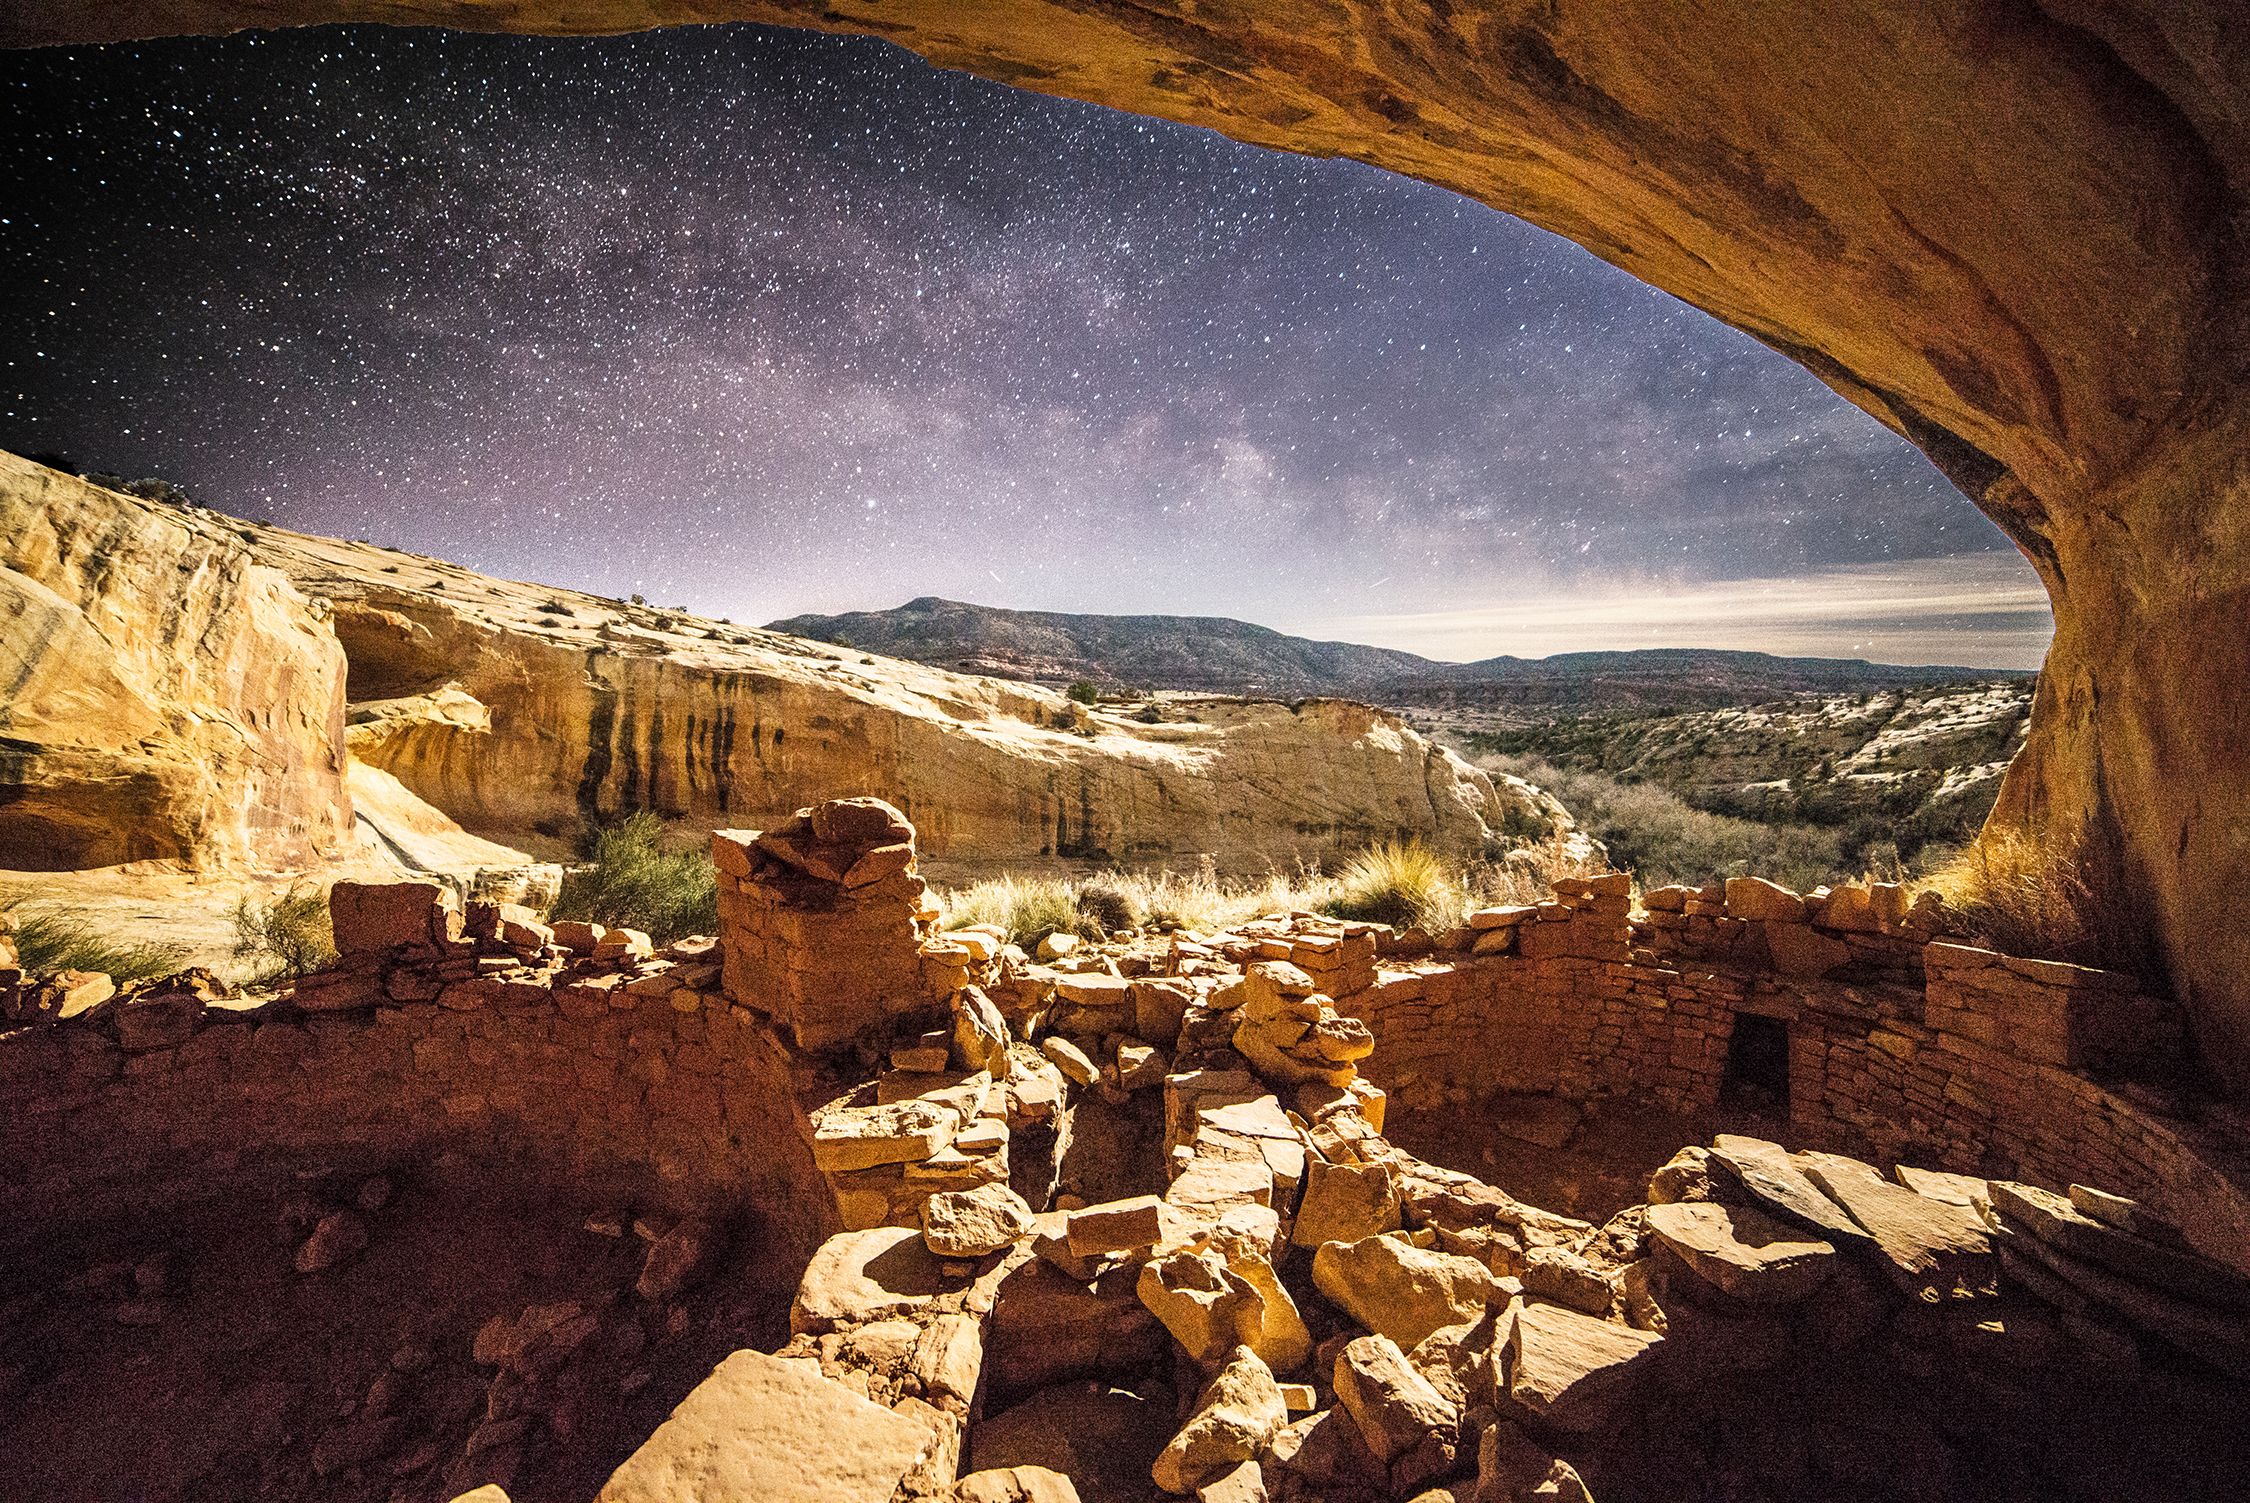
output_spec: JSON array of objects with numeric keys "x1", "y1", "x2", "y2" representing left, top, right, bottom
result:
[{"x1": 0, "y1": 24, "x2": 2051, "y2": 666}]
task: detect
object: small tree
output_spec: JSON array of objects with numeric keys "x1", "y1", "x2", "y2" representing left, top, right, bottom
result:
[{"x1": 1066, "y1": 680, "x2": 1100, "y2": 706}]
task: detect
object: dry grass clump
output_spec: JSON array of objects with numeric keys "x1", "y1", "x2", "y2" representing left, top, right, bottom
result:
[
  {"x1": 1914, "y1": 831, "x2": 2097, "y2": 965},
  {"x1": 4, "y1": 906, "x2": 186, "y2": 983},
  {"x1": 230, "y1": 885, "x2": 337, "y2": 982},
  {"x1": 551, "y1": 812, "x2": 718, "y2": 943},
  {"x1": 938, "y1": 838, "x2": 1609, "y2": 946},
  {"x1": 1319, "y1": 839, "x2": 1460, "y2": 932}
]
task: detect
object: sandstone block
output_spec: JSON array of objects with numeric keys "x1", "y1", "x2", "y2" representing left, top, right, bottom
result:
[
  {"x1": 813, "y1": 1099, "x2": 962, "y2": 1172},
  {"x1": 1151, "y1": 1345, "x2": 1285, "y2": 1495},
  {"x1": 1041, "y1": 1035, "x2": 1101, "y2": 1087},
  {"x1": 1763, "y1": 922, "x2": 1850, "y2": 978},
  {"x1": 1068, "y1": 1195, "x2": 1166, "y2": 1259},
  {"x1": 1333, "y1": 1333, "x2": 1458, "y2": 1475},
  {"x1": 594, "y1": 1350, "x2": 934, "y2": 1503},
  {"x1": 923, "y1": 1182, "x2": 1037, "y2": 1258},
  {"x1": 1723, "y1": 876, "x2": 1804, "y2": 923},
  {"x1": 1311, "y1": 1233, "x2": 1502, "y2": 1352},
  {"x1": 1290, "y1": 1160, "x2": 1401, "y2": 1250},
  {"x1": 1503, "y1": 1301, "x2": 1660, "y2": 1433},
  {"x1": 330, "y1": 880, "x2": 451, "y2": 954},
  {"x1": 948, "y1": 1467, "x2": 1083, "y2": 1503},
  {"x1": 1798, "y1": 1151, "x2": 1997, "y2": 1301},
  {"x1": 1645, "y1": 1200, "x2": 1833, "y2": 1304}
]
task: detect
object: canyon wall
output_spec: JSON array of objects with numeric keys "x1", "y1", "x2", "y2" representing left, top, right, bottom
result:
[
  {"x1": 0, "y1": 453, "x2": 352, "y2": 872},
  {"x1": 0, "y1": 456, "x2": 1545, "y2": 877},
  {"x1": 248, "y1": 521, "x2": 1539, "y2": 872}
]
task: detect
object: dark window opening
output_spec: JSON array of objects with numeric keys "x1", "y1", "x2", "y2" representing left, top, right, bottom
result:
[{"x1": 1721, "y1": 1012, "x2": 1792, "y2": 1114}]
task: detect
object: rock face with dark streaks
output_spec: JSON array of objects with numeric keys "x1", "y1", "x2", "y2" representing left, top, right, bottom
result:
[{"x1": 0, "y1": 451, "x2": 351, "y2": 871}]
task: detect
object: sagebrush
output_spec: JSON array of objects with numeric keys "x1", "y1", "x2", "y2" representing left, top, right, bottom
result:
[
  {"x1": 550, "y1": 813, "x2": 718, "y2": 943},
  {"x1": 231, "y1": 885, "x2": 337, "y2": 981}
]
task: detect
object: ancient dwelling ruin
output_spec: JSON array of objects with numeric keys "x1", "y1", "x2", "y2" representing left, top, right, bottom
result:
[{"x1": 4, "y1": 798, "x2": 2248, "y2": 1502}]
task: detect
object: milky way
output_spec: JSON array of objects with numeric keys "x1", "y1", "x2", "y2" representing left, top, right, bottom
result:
[{"x1": 0, "y1": 24, "x2": 2046, "y2": 664}]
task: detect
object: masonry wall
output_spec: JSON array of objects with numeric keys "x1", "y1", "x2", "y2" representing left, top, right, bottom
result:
[
  {"x1": 0, "y1": 975, "x2": 832, "y2": 1265},
  {"x1": 1338, "y1": 877, "x2": 2250, "y2": 1269}
]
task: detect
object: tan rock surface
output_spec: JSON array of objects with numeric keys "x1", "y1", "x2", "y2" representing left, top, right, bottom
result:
[
  {"x1": 0, "y1": 454, "x2": 351, "y2": 872},
  {"x1": 1312, "y1": 1233, "x2": 1503, "y2": 1353},
  {"x1": 196, "y1": 506, "x2": 1529, "y2": 874},
  {"x1": 594, "y1": 1349, "x2": 934, "y2": 1503}
]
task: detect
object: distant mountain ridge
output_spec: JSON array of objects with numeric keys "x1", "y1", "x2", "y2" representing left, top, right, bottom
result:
[{"x1": 767, "y1": 597, "x2": 2033, "y2": 713}]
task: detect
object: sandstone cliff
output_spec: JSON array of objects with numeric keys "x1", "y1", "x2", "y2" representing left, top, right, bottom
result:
[
  {"x1": 0, "y1": 452, "x2": 351, "y2": 872},
  {"x1": 0, "y1": 454, "x2": 1559, "y2": 877},
  {"x1": 247, "y1": 519, "x2": 1549, "y2": 873}
]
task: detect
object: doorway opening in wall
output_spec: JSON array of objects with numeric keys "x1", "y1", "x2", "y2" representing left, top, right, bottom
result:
[{"x1": 1721, "y1": 1012, "x2": 1792, "y2": 1114}]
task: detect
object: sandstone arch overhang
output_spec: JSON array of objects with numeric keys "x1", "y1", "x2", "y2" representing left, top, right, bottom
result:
[{"x1": 9, "y1": 0, "x2": 2250, "y2": 1091}]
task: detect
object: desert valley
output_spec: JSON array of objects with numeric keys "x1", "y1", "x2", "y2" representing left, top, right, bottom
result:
[{"x1": 5, "y1": 7, "x2": 2250, "y2": 1503}]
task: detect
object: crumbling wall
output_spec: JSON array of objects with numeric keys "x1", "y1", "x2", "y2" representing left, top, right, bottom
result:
[
  {"x1": 1338, "y1": 877, "x2": 2250, "y2": 1268},
  {"x1": 0, "y1": 886, "x2": 833, "y2": 1268}
]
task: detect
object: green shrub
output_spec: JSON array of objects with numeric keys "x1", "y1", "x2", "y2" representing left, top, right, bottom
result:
[
  {"x1": 230, "y1": 886, "x2": 337, "y2": 982},
  {"x1": 1066, "y1": 680, "x2": 1100, "y2": 705},
  {"x1": 1321, "y1": 839, "x2": 1461, "y2": 932},
  {"x1": 5, "y1": 907, "x2": 186, "y2": 983},
  {"x1": 550, "y1": 813, "x2": 718, "y2": 943}
]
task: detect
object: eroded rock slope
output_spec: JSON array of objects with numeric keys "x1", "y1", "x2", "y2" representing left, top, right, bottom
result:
[{"x1": 0, "y1": 454, "x2": 1561, "y2": 876}]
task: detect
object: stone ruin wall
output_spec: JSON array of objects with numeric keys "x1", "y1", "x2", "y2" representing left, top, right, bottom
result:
[
  {"x1": 1333, "y1": 877, "x2": 2250, "y2": 1269},
  {"x1": 0, "y1": 884, "x2": 836, "y2": 1270},
  {"x1": 6, "y1": 809, "x2": 2249, "y2": 1279}
]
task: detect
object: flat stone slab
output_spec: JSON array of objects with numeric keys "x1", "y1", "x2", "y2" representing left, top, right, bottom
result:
[
  {"x1": 1710, "y1": 1135, "x2": 1868, "y2": 1247},
  {"x1": 791, "y1": 1226, "x2": 975, "y2": 1334},
  {"x1": 594, "y1": 1350, "x2": 933, "y2": 1503},
  {"x1": 1645, "y1": 1200, "x2": 1834, "y2": 1304},
  {"x1": 1798, "y1": 1152, "x2": 1996, "y2": 1301}
]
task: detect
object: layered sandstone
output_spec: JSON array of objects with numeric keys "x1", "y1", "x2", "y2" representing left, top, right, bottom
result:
[
  {"x1": 0, "y1": 452, "x2": 351, "y2": 872},
  {"x1": 237, "y1": 511, "x2": 1550, "y2": 872}
]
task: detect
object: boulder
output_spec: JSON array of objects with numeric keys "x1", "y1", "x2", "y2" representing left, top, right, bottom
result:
[
  {"x1": 1504, "y1": 1301, "x2": 1661, "y2": 1433},
  {"x1": 792, "y1": 1226, "x2": 972, "y2": 1334},
  {"x1": 1067, "y1": 1195, "x2": 1167, "y2": 1259},
  {"x1": 1041, "y1": 1036, "x2": 1101, "y2": 1087},
  {"x1": 1138, "y1": 1248, "x2": 1267, "y2": 1367},
  {"x1": 1708, "y1": 1136, "x2": 1868, "y2": 1247},
  {"x1": 1291, "y1": 1159, "x2": 1402, "y2": 1250},
  {"x1": 924, "y1": 1183, "x2": 1037, "y2": 1258},
  {"x1": 594, "y1": 1350, "x2": 934, "y2": 1503},
  {"x1": 1333, "y1": 1334, "x2": 1459, "y2": 1472},
  {"x1": 955, "y1": 985, "x2": 1012, "y2": 1073},
  {"x1": 1151, "y1": 1346, "x2": 1286, "y2": 1495},
  {"x1": 1723, "y1": 877, "x2": 1805, "y2": 923},
  {"x1": 969, "y1": 1382, "x2": 1175, "y2": 1503},
  {"x1": 1312, "y1": 1233, "x2": 1504, "y2": 1352},
  {"x1": 948, "y1": 1467, "x2": 1083, "y2": 1503},
  {"x1": 1644, "y1": 1200, "x2": 1834, "y2": 1304},
  {"x1": 1194, "y1": 1461, "x2": 1267, "y2": 1503}
]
